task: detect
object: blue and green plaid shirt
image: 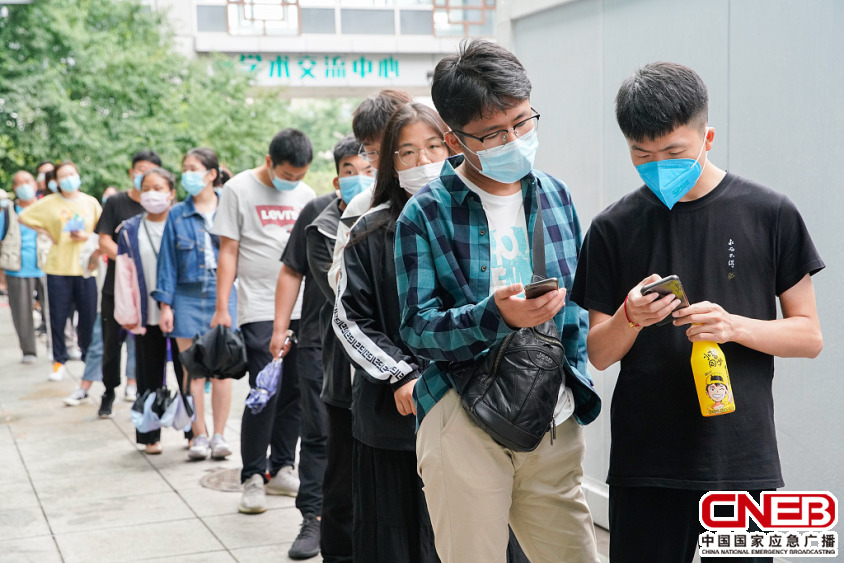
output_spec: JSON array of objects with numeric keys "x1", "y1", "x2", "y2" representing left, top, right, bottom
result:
[{"x1": 395, "y1": 159, "x2": 601, "y2": 427}]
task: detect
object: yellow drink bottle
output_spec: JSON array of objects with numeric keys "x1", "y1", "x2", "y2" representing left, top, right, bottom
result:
[{"x1": 691, "y1": 341, "x2": 736, "y2": 417}]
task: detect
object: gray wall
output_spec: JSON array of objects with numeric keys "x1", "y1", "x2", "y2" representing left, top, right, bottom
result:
[{"x1": 509, "y1": 0, "x2": 844, "y2": 548}]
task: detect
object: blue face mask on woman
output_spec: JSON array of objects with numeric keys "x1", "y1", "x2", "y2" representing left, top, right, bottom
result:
[
  {"x1": 636, "y1": 131, "x2": 709, "y2": 210},
  {"x1": 338, "y1": 174, "x2": 374, "y2": 204},
  {"x1": 59, "y1": 175, "x2": 82, "y2": 193},
  {"x1": 48, "y1": 180, "x2": 58, "y2": 193},
  {"x1": 181, "y1": 171, "x2": 208, "y2": 197}
]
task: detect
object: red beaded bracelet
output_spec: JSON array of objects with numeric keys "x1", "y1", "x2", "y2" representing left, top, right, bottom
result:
[{"x1": 623, "y1": 295, "x2": 640, "y2": 328}]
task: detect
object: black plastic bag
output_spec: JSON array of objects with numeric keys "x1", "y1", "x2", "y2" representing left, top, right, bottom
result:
[{"x1": 179, "y1": 324, "x2": 248, "y2": 380}]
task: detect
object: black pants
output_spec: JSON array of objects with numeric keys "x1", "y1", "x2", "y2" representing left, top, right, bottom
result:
[
  {"x1": 239, "y1": 320, "x2": 300, "y2": 483},
  {"x1": 609, "y1": 486, "x2": 772, "y2": 562},
  {"x1": 353, "y1": 440, "x2": 439, "y2": 563},
  {"x1": 321, "y1": 404, "x2": 354, "y2": 563},
  {"x1": 133, "y1": 325, "x2": 188, "y2": 445},
  {"x1": 296, "y1": 346, "x2": 328, "y2": 518},
  {"x1": 101, "y1": 292, "x2": 129, "y2": 393},
  {"x1": 47, "y1": 274, "x2": 96, "y2": 364}
]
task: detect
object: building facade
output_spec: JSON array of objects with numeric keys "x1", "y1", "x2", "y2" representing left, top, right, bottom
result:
[{"x1": 144, "y1": 0, "x2": 496, "y2": 97}]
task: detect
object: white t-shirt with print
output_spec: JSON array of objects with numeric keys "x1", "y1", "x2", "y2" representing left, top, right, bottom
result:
[
  {"x1": 139, "y1": 217, "x2": 165, "y2": 327},
  {"x1": 458, "y1": 171, "x2": 575, "y2": 425},
  {"x1": 211, "y1": 169, "x2": 315, "y2": 325}
]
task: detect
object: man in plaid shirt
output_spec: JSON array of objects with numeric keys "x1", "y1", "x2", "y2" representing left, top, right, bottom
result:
[{"x1": 395, "y1": 39, "x2": 601, "y2": 563}]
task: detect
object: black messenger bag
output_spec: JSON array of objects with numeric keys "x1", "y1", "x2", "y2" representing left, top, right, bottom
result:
[{"x1": 449, "y1": 194, "x2": 572, "y2": 452}]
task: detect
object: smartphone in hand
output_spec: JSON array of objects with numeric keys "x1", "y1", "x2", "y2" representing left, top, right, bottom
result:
[
  {"x1": 524, "y1": 277, "x2": 559, "y2": 300},
  {"x1": 640, "y1": 275, "x2": 690, "y2": 326}
]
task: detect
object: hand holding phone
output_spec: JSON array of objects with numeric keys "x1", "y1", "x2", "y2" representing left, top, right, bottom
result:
[
  {"x1": 640, "y1": 275, "x2": 690, "y2": 326},
  {"x1": 524, "y1": 277, "x2": 559, "y2": 300}
]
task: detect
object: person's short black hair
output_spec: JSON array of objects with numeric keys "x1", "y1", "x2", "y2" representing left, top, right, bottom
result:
[
  {"x1": 132, "y1": 149, "x2": 162, "y2": 168},
  {"x1": 431, "y1": 39, "x2": 531, "y2": 130},
  {"x1": 268, "y1": 129, "x2": 313, "y2": 168},
  {"x1": 615, "y1": 62, "x2": 709, "y2": 142},
  {"x1": 352, "y1": 89, "x2": 413, "y2": 145},
  {"x1": 36, "y1": 160, "x2": 54, "y2": 172},
  {"x1": 333, "y1": 134, "x2": 363, "y2": 175}
]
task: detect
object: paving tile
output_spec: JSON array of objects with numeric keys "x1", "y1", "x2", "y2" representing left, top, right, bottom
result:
[
  {"x1": 0, "y1": 506, "x2": 51, "y2": 542},
  {"x1": 202, "y1": 508, "x2": 303, "y2": 550},
  {"x1": 0, "y1": 482, "x2": 40, "y2": 510},
  {"x1": 178, "y1": 485, "x2": 294, "y2": 518},
  {"x1": 230, "y1": 542, "x2": 313, "y2": 562},
  {"x1": 25, "y1": 449, "x2": 151, "y2": 482},
  {"x1": 138, "y1": 549, "x2": 236, "y2": 562},
  {"x1": 0, "y1": 534, "x2": 62, "y2": 563},
  {"x1": 55, "y1": 519, "x2": 224, "y2": 563},
  {"x1": 34, "y1": 466, "x2": 172, "y2": 503},
  {"x1": 42, "y1": 491, "x2": 194, "y2": 534}
]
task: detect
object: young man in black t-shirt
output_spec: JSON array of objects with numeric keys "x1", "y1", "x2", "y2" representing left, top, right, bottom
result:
[
  {"x1": 571, "y1": 62, "x2": 824, "y2": 562},
  {"x1": 95, "y1": 149, "x2": 161, "y2": 417}
]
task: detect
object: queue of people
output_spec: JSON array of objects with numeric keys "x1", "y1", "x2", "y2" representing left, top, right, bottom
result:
[{"x1": 1, "y1": 38, "x2": 824, "y2": 563}]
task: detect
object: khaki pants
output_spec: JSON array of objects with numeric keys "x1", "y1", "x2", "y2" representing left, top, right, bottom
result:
[{"x1": 417, "y1": 390, "x2": 599, "y2": 563}]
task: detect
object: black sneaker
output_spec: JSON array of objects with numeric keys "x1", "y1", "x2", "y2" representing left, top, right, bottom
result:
[
  {"x1": 288, "y1": 514, "x2": 320, "y2": 560},
  {"x1": 98, "y1": 391, "x2": 115, "y2": 418}
]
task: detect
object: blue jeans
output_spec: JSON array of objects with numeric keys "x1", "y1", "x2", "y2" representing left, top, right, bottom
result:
[{"x1": 81, "y1": 313, "x2": 104, "y2": 382}]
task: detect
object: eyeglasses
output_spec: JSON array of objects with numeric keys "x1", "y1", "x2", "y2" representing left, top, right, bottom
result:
[
  {"x1": 394, "y1": 139, "x2": 449, "y2": 167},
  {"x1": 451, "y1": 112, "x2": 540, "y2": 151},
  {"x1": 358, "y1": 147, "x2": 379, "y2": 162}
]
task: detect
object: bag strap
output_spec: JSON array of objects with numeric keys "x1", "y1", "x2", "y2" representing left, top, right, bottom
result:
[
  {"x1": 142, "y1": 218, "x2": 159, "y2": 260},
  {"x1": 531, "y1": 179, "x2": 546, "y2": 280}
]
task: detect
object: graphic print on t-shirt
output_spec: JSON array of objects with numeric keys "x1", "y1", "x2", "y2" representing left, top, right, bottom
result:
[
  {"x1": 256, "y1": 205, "x2": 299, "y2": 228},
  {"x1": 489, "y1": 224, "x2": 532, "y2": 293}
]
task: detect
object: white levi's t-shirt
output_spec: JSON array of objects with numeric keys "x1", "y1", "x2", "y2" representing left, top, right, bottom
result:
[
  {"x1": 458, "y1": 171, "x2": 575, "y2": 425},
  {"x1": 210, "y1": 170, "x2": 315, "y2": 325}
]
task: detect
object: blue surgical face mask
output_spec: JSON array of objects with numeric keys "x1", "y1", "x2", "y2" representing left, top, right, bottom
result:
[
  {"x1": 338, "y1": 174, "x2": 374, "y2": 204},
  {"x1": 15, "y1": 183, "x2": 36, "y2": 202},
  {"x1": 47, "y1": 180, "x2": 58, "y2": 193},
  {"x1": 133, "y1": 173, "x2": 143, "y2": 191},
  {"x1": 181, "y1": 170, "x2": 208, "y2": 197},
  {"x1": 462, "y1": 128, "x2": 539, "y2": 184},
  {"x1": 59, "y1": 175, "x2": 82, "y2": 193},
  {"x1": 636, "y1": 131, "x2": 709, "y2": 210},
  {"x1": 270, "y1": 169, "x2": 300, "y2": 192}
]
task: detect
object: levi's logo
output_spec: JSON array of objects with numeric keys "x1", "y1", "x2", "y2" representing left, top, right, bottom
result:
[
  {"x1": 700, "y1": 492, "x2": 838, "y2": 531},
  {"x1": 256, "y1": 205, "x2": 299, "y2": 228}
]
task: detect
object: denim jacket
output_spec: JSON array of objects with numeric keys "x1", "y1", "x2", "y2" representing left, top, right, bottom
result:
[
  {"x1": 116, "y1": 214, "x2": 150, "y2": 327},
  {"x1": 152, "y1": 194, "x2": 220, "y2": 306}
]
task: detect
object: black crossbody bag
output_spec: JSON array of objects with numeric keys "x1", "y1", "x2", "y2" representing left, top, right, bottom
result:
[{"x1": 448, "y1": 193, "x2": 573, "y2": 452}]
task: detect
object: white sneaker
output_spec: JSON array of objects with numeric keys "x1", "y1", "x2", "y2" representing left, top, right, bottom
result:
[
  {"x1": 63, "y1": 388, "x2": 88, "y2": 407},
  {"x1": 48, "y1": 362, "x2": 66, "y2": 381},
  {"x1": 68, "y1": 348, "x2": 82, "y2": 361},
  {"x1": 266, "y1": 465, "x2": 299, "y2": 497},
  {"x1": 124, "y1": 384, "x2": 137, "y2": 402},
  {"x1": 238, "y1": 474, "x2": 267, "y2": 514},
  {"x1": 188, "y1": 435, "x2": 210, "y2": 460},
  {"x1": 22, "y1": 354, "x2": 37, "y2": 364},
  {"x1": 209, "y1": 434, "x2": 232, "y2": 459}
]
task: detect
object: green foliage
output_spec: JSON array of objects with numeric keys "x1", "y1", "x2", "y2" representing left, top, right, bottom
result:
[{"x1": 0, "y1": 0, "x2": 356, "y2": 197}]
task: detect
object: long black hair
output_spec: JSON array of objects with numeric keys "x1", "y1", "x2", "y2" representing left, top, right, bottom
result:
[{"x1": 349, "y1": 102, "x2": 450, "y2": 245}]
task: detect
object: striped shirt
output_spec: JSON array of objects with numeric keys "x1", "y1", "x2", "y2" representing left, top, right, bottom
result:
[{"x1": 395, "y1": 158, "x2": 601, "y2": 426}]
